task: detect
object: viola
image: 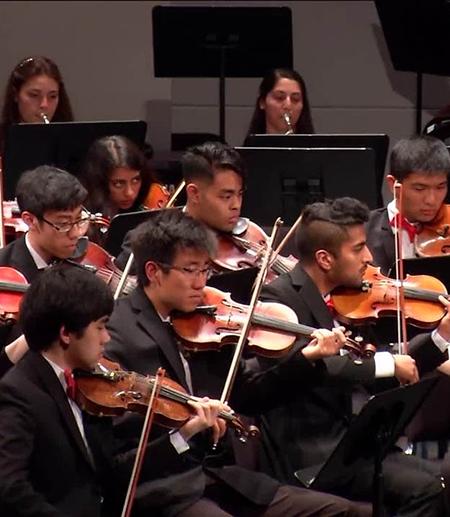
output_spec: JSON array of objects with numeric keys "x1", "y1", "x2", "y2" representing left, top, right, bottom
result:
[
  {"x1": 78, "y1": 240, "x2": 137, "y2": 296},
  {"x1": 214, "y1": 219, "x2": 298, "y2": 282},
  {"x1": 74, "y1": 358, "x2": 258, "y2": 442},
  {"x1": 171, "y1": 286, "x2": 376, "y2": 359},
  {"x1": 415, "y1": 204, "x2": 450, "y2": 257},
  {"x1": 331, "y1": 264, "x2": 448, "y2": 329}
]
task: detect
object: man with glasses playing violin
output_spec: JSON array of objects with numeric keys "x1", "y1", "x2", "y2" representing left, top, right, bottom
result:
[
  {"x1": 257, "y1": 196, "x2": 450, "y2": 516},
  {"x1": 105, "y1": 208, "x2": 371, "y2": 517},
  {"x1": 0, "y1": 263, "x2": 231, "y2": 517},
  {"x1": 0, "y1": 165, "x2": 91, "y2": 357}
]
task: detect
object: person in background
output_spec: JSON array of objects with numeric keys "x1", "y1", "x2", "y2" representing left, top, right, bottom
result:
[
  {"x1": 0, "y1": 55, "x2": 73, "y2": 151},
  {"x1": 245, "y1": 68, "x2": 314, "y2": 139},
  {"x1": 79, "y1": 135, "x2": 153, "y2": 244}
]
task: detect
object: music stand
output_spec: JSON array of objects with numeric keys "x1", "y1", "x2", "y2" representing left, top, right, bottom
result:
[
  {"x1": 152, "y1": 5, "x2": 292, "y2": 142},
  {"x1": 236, "y1": 146, "x2": 379, "y2": 227},
  {"x1": 244, "y1": 134, "x2": 389, "y2": 207},
  {"x1": 295, "y1": 377, "x2": 438, "y2": 517},
  {"x1": 207, "y1": 268, "x2": 258, "y2": 305},
  {"x1": 3, "y1": 120, "x2": 147, "y2": 200},
  {"x1": 404, "y1": 255, "x2": 450, "y2": 290}
]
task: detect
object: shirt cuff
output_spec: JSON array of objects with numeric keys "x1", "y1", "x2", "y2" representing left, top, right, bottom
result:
[
  {"x1": 169, "y1": 430, "x2": 190, "y2": 454},
  {"x1": 374, "y1": 351, "x2": 396, "y2": 378},
  {"x1": 431, "y1": 329, "x2": 450, "y2": 354}
]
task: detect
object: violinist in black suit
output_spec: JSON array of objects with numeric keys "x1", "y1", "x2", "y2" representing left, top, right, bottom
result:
[
  {"x1": 366, "y1": 135, "x2": 450, "y2": 276},
  {"x1": 258, "y1": 197, "x2": 450, "y2": 516},
  {"x1": 0, "y1": 264, "x2": 208, "y2": 517},
  {"x1": 106, "y1": 209, "x2": 371, "y2": 517}
]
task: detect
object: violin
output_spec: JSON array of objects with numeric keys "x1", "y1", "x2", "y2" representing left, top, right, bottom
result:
[
  {"x1": 331, "y1": 264, "x2": 448, "y2": 329},
  {"x1": 415, "y1": 204, "x2": 450, "y2": 257},
  {"x1": 143, "y1": 183, "x2": 171, "y2": 210},
  {"x1": 77, "y1": 240, "x2": 137, "y2": 296},
  {"x1": 0, "y1": 266, "x2": 28, "y2": 324},
  {"x1": 74, "y1": 358, "x2": 258, "y2": 442},
  {"x1": 214, "y1": 219, "x2": 298, "y2": 282},
  {"x1": 171, "y1": 286, "x2": 376, "y2": 359}
]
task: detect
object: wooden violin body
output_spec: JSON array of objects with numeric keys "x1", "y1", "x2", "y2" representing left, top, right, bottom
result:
[
  {"x1": 75, "y1": 358, "x2": 258, "y2": 441},
  {"x1": 332, "y1": 264, "x2": 448, "y2": 329},
  {"x1": 214, "y1": 219, "x2": 297, "y2": 282},
  {"x1": 416, "y1": 204, "x2": 450, "y2": 257}
]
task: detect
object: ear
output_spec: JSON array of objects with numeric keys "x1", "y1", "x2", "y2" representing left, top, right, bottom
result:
[
  {"x1": 59, "y1": 326, "x2": 71, "y2": 350},
  {"x1": 144, "y1": 260, "x2": 159, "y2": 285},
  {"x1": 21, "y1": 211, "x2": 38, "y2": 230},
  {"x1": 385, "y1": 174, "x2": 397, "y2": 194},
  {"x1": 315, "y1": 249, "x2": 334, "y2": 272},
  {"x1": 258, "y1": 97, "x2": 266, "y2": 111},
  {"x1": 186, "y1": 182, "x2": 200, "y2": 204}
]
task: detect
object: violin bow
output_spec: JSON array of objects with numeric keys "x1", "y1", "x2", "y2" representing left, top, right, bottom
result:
[
  {"x1": 121, "y1": 367, "x2": 166, "y2": 517},
  {"x1": 219, "y1": 218, "x2": 283, "y2": 404},
  {"x1": 270, "y1": 212, "x2": 302, "y2": 267},
  {"x1": 393, "y1": 181, "x2": 408, "y2": 355}
]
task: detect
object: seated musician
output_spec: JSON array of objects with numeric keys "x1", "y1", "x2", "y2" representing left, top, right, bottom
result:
[
  {"x1": 257, "y1": 197, "x2": 450, "y2": 516},
  {"x1": 0, "y1": 263, "x2": 230, "y2": 517},
  {"x1": 0, "y1": 56, "x2": 74, "y2": 153},
  {"x1": 79, "y1": 135, "x2": 153, "y2": 245},
  {"x1": 366, "y1": 135, "x2": 450, "y2": 275},
  {"x1": 105, "y1": 209, "x2": 370, "y2": 517},
  {"x1": 0, "y1": 165, "x2": 91, "y2": 348}
]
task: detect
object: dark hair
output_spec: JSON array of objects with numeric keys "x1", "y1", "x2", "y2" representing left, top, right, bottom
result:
[
  {"x1": 80, "y1": 135, "x2": 153, "y2": 217},
  {"x1": 182, "y1": 141, "x2": 245, "y2": 184},
  {"x1": 296, "y1": 197, "x2": 369, "y2": 263},
  {"x1": 246, "y1": 68, "x2": 314, "y2": 137},
  {"x1": 390, "y1": 135, "x2": 450, "y2": 181},
  {"x1": 1, "y1": 56, "x2": 73, "y2": 127},
  {"x1": 20, "y1": 263, "x2": 114, "y2": 351},
  {"x1": 16, "y1": 165, "x2": 87, "y2": 217},
  {"x1": 131, "y1": 209, "x2": 217, "y2": 287}
]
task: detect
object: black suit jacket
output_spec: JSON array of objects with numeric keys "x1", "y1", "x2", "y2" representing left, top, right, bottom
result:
[
  {"x1": 258, "y1": 265, "x2": 448, "y2": 484},
  {"x1": 105, "y1": 287, "x2": 323, "y2": 512},
  {"x1": 0, "y1": 351, "x2": 185, "y2": 517},
  {"x1": 366, "y1": 207, "x2": 395, "y2": 276}
]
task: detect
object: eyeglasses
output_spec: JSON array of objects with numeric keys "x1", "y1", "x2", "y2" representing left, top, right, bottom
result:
[
  {"x1": 40, "y1": 213, "x2": 91, "y2": 233},
  {"x1": 156, "y1": 262, "x2": 213, "y2": 279}
]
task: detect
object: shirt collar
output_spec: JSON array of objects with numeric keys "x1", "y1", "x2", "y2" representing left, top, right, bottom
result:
[{"x1": 25, "y1": 233, "x2": 49, "y2": 270}]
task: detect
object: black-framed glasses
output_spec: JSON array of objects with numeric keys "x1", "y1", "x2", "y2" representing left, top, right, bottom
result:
[
  {"x1": 40, "y1": 212, "x2": 91, "y2": 233},
  {"x1": 156, "y1": 262, "x2": 213, "y2": 279}
]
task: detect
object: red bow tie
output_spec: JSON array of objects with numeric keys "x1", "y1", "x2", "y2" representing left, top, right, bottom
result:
[
  {"x1": 324, "y1": 295, "x2": 336, "y2": 315},
  {"x1": 389, "y1": 213, "x2": 418, "y2": 243},
  {"x1": 64, "y1": 369, "x2": 77, "y2": 401}
]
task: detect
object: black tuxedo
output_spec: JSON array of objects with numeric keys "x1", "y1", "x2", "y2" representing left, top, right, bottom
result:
[
  {"x1": 105, "y1": 287, "x2": 339, "y2": 515},
  {"x1": 0, "y1": 350, "x2": 186, "y2": 517},
  {"x1": 0, "y1": 235, "x2": 40, "y2": 282},
  {"x1": 258, "y1": 265, "x2": 446, "y2": 516},
  {"x1": 365, "y1": 207, "x2": 395, "y2": 275}
]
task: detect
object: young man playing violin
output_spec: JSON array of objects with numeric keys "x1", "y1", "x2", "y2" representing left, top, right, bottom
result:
[
  {"x1": 258, "y1": 197, "x2": 450, "y2": 516},
  {"x1": 0, "y1": 165, "x2": 91, "y2": 351},
  {"x1": 0, "y1": 263, "x2": 232, "y2": 517},
  {"x1": 366, "y1": 135, "x2": 450, "y2": 275},
  {"x1": 105, "y1": 209, "x2": 371, "y2": 517}
]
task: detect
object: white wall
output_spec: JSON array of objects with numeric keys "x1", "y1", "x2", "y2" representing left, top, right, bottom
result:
[{"x1": 1, "y1": 0, "x2": 449, "y2": 154}]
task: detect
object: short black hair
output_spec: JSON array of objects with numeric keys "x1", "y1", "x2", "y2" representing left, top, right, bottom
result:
[
  {"x1": 20, "y1": 263, "x2": 114, "y2": 351},
  {"x1": 390, "y1": 135, "x2": 450, "y2": 181},
  {"x1": 182, "y1": 141, "x2": 245, "y2": 184},
  {"x1": 16, "y1": 165, "x2": 87, "y2": 217},
  {"x1": 131, "y1": 209, "x2": 217, "y2": 287},
  {"x1": 296, "y1": 197, "x2": 369, "y2": 263}
]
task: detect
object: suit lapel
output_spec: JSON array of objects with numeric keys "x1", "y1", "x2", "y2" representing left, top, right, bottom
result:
[
  {"x1": 379, "y1": 210, "x2": 396, "y2": 275},
  {"x1": 290, "y1": 266, "x2": 335, "y2": 329},
  {"x1": 131, "y1": 289, "x2": 190, "y2": 391},
  {"x1": 25, "y1": 352, "x2": 95, "y2": 470},
  {"x1": 11, "y1": 236, "x2": 40, "y2": 283}
]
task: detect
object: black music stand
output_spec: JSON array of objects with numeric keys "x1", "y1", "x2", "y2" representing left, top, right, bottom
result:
[
  {"x1": 3, "y1": 120, "x2": 147, "y2": 200},
  {"x1": 295, "y1": 377, "x2": 438, "y2": 517},
  {"x1": 236, "y1": 147, "x2": 378, "y2": 227},
  {"x1": 207, "y1": 268, "x2": 258, "y2": 306},
  {"x1": 375, "y1": 0, "x2": 450, "y2": 133},
  {"x1": 244, "y1": 134, "x2": 389, "y2": 207},
  {"x1": 152, "y1": 6, "x2": 292, "y2": 142}
]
